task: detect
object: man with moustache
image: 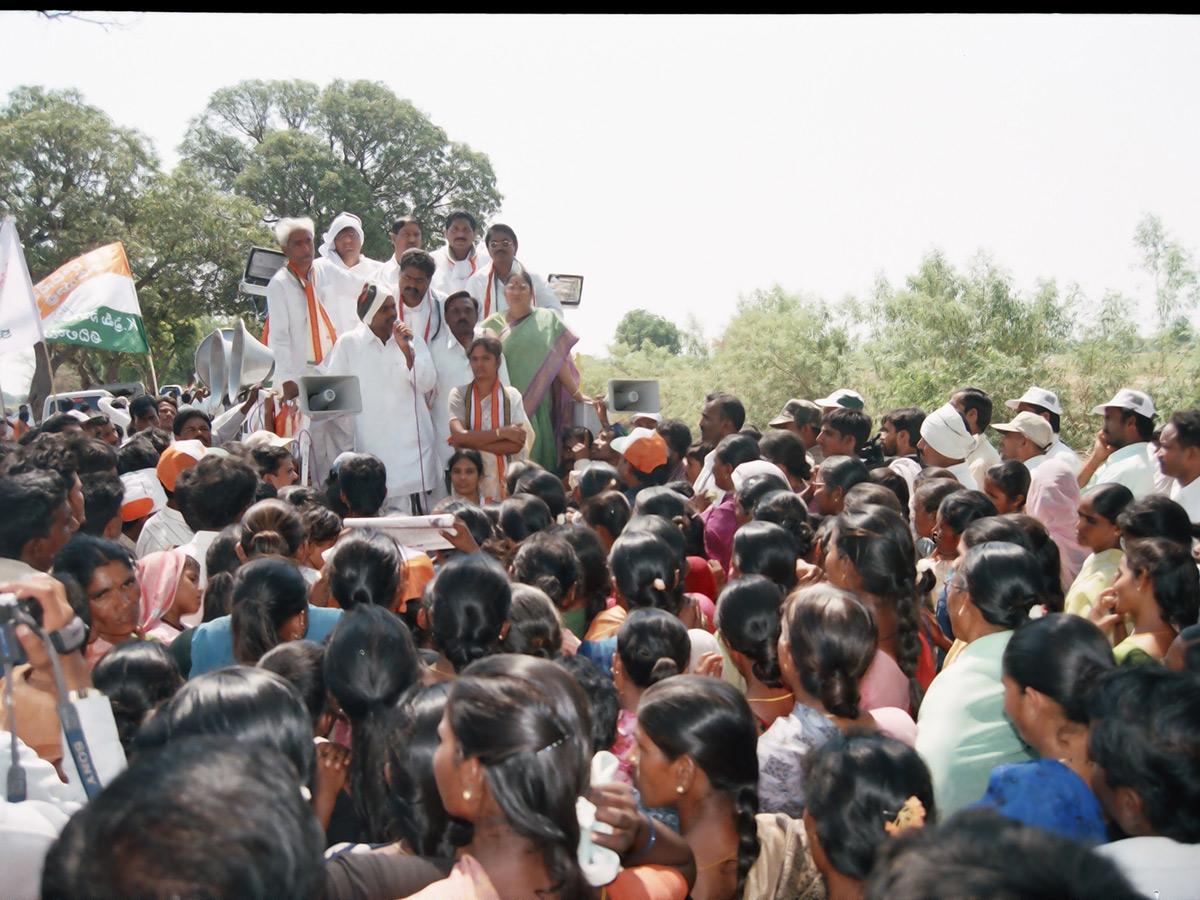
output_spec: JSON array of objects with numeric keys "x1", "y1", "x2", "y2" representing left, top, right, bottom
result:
[
  {"x1": 375, "y1": 215, "x2": 423, "y2": 289},
  {"x1": 465, "y1": 223, "x2": 562, "y2": 319},
  {"x1": 431, "y1": 210, "x2": 489, "y2": 296}
]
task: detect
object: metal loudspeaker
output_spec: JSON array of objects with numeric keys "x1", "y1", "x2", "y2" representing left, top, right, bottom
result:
[
  {"x1": 607, "y1": 379, "x2": 660, "y2": 414},
  {"x1": 227, "y1": 319, "x2": 275, "y2": 402},
  {"x1": 297, "y1": 375, "x2": 362, "y2": 418},
  {"x1": 195, "y1": 328, "x2": 235, "y2": 399}
]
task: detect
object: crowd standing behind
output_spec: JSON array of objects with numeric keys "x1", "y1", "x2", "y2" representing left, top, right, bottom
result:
[{"x1": 1, "y1": 207, "x2": 1199, "y2": 900}]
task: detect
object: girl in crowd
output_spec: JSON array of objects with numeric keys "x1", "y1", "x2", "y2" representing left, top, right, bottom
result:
[
  {"x1": 237, "y1": 498, "x2": 306, "y2": 564},
  {"x1": 636, "y1": 676, "x2": 823, "y2": 900},
  {"x1": 583, "y1": 529, "x2": 685, "y2": 643},
  {"x1": 325, "y1": 530, "x2": 403, "y2": 611},
  {"x1": 973, "y1": 613, "x2": 1113, "y2": 843},
  {"x1": 759, "y1": 586, "x2": 915, "y2": 819},
  {"x1": 136, "y1": 547, "x2": 201, "y2": 644},
  {"x1": 1065, "y1": 482, "x2": 1133, "y2": 618},
  {"x1": 730, "y1": 521, "x2": 798, "y2": 594},
  {"x1": 189, "y1": 557, "x2": 342, "y2": 675},
  {"x1": 551, "y1": 524, "x2": 612, "y2": 639},
  {"x1": 582, "y1": 489, "x2": 632, "y2": 552},
  {"x1": 752, "y1": 490, "x2": 816, "y2": 562},
  {"x1": 53, "y1": 535, "x2": 143, "y2": 668},
  {"x1": 916, "y1": 542, "x2": 1041, "y2": 816},
  {"x1": 91, "y1": 640, "x2": 183, "y2": 756},
  {"x1": 714, "y1": 576, "x2": 793, "y2": 733},
  {"x1": 1093, "y1": 536, "x2": 1200, "y2": 664},
  {"x1": 498, "y1": 584, "x2": 565, "y2": 659},
  {"x1": 425, "y1": 552, "x2": 512, "y2": 682},
  {"x1": 611, "y1": 608, "x2": 691, "y2": 784},
  {"x1": 983, "y1": 460, "x2": 1029, "y2": 514},
  {"x1": 446, "y1": 448, "x2": 486, "y2": 506},
  {"x1": 803, "y1": 734, "x2": 937, "y2": 900},
  {"x1": 511, "y1": 531, "x2": 582, "y2": 642}
]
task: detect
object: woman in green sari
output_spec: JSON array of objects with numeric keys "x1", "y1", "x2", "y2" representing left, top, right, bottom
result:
[{"x1": 482, "y1": 269, "x2": 591, "y2": 471}]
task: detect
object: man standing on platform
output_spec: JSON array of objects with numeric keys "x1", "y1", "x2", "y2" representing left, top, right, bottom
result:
[
  {"x1": 432, "y1": 210, "x2": 489, "y2": 297},
  {"x1": 465, "y1": 223, "x2": 562, "y2": 319}
]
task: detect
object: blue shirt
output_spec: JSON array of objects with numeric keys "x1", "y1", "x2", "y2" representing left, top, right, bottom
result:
[{"x1": 189, "y1": 605, "x2": 343, "y2": 677}]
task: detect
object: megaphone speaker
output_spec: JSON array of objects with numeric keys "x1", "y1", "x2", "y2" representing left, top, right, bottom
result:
[
  {"x1": 607, "y1": 379, "x2": 660, "y2": 414},
  {"x1": 228, "y1": 318, "x2": 276, "y2": 402},
  {"x1": 297, "y1": 375, "x2": 363, "y2": 418}
]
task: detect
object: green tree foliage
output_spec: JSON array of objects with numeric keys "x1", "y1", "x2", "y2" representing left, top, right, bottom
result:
[
  {"x1": 1134, "y1": 213, "x2": 1199, "y2": 331},
  {"x1": 613, "y1": 309, "x2": 683, "y2": 355},
  {"x1": 182, "y1": 79, "x2": 502, "y2": 260}
]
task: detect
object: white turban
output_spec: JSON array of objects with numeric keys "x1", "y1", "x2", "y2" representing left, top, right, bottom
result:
[
  {"x1": 275, "y1": 216, "x2": 315, "y2": 247},
  {"x1": 920, "y1": 403, "x2": 975, "y2": 461},
  {"x1": 319, "y1": 212, "x2": 365, "y2": 263},
  {"x1": 731, "y1": 459, "x2": 791, "y2": 492},
  {"x1": 356, "y1": 281, "x2": 390, "y2": 324}
]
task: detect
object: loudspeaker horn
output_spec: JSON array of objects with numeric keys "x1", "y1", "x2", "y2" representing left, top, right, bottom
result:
[
  {"x1": 607, "y1": 379, "x2": 660, "y2": 414},
  {"x1": 194, "y1": 328, "x2": 235, "y2": 400},
  {"x1": 297, "y1": 375, "x2": 362, "y2": 418},
  {"x1": 227, "y1": 319, "x2": 275, "y2": 402}
]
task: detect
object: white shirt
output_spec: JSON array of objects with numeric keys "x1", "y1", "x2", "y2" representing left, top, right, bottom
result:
[
  {"x1": 966, "y1": 434, "x2": 1001, "y2": 489},
  {"x1": 947, "y1": 461, "x2": 979, "y2": 491},
  {"x1": 465, "y1": 261, "x2": 563, "y2": 319},
  {"x1": 1095, "y1": 836, "x2": 1200, "y2": 900},
  {"x1": 374, "y1": 258, "x2": 447, "y2": 346},
  {"x1": 1046, "y1": 436, "x2": 1083, "y2": 474},
  {"x1": 432, "y1": 244, "x2": 490, "y2": 297},
  {"x1": 1170, "y1": 475, "x2": 1200, "y2": 523},
  {"x1": 428, "y1": 328, "x2": 510, "y2": 468},
  {"x1": 264, "y1": 258, "x2": 366, "y2": 386},
  {"x1": 1086, "y1": 442, "x2": 1158, "y2": 499},
  {"x1": 135, "y1": 505, "x2": 194, "y2": 558},
  {"x1": 322, "y1": 322, "x2": 438, "y2": 498}
]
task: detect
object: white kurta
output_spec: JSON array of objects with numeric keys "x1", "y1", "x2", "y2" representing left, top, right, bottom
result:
[
  {"x1": 321, "y1": 323, "x2": 438, "y2": 498},
  {"x1": 375, "y1": 257, "x2": 445, "y2": 346},
  {"x1": 465, "y1": 261, "x2": 564, "y2": 319},
  {"x1": 431, "y1": 244, "x2": 490, "y2": 297},
  {"x1": 429, "y1": 329, "x2": 511, "y2": 468},
  {"x1": 966, "y1": 434, "x2": 1001, "y2": 489}
]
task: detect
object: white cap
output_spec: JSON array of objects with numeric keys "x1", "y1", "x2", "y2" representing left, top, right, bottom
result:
[
  {"x1": 730, "y1": 459, "x2": 790, "y2": 492},
  {"x1": 992, "y1": 412, "x2": 1054, "y2": 452},
  {"x1": 1092, "y1": 389, "x2": 1155, "y2": 419},
  {"x1": 814, "y1": 388, "x2": 865, "y2": 411},
  {"x1": 920, "y1": 403, "x2": 976, "y2": 460},
  {"x1": 243, "y1": 429, "x2": 295, "y2": 449},
  {"x1": 1005, "y1": 386, "x2": 1063, "y2": 416}
]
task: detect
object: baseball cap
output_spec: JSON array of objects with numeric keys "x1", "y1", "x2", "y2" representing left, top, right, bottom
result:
[
  {"x1": 992, "y1": 412, "x2": 1054, "y2": 452},
  {"x1": 610, "y1": 427, "x2": 668, "y2": 474},
  {"x1": 1005, "y1": 386, "x2": 1063, "y2": 416},
  {"x1": 769, "y1": 399, "x2": 822, "y2": 428},
  {"x1": 155, "y1": 439, "x2": 206, "y2": 492},
  {"x1": 120, "y1": 468, "x2": 167, "y2": 521},
  {"x1": 814, "y1": 388, "x2": 865, "y2": 411},
  {"x1": 1091, "y1": 389, "x2": 1155, "y2": 419}
]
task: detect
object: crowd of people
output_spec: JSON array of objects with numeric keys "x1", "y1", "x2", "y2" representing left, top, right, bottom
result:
[{"x1": 0, "y1": 208, "x2": 1199, "y2": 900}]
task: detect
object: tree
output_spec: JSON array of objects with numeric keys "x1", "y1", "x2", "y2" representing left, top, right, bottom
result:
[
  {"x1": 613, "y1": 309, "x2": 683, "y2": 354},
  {"x1": 1133, "y1": 213, "x2": 1200, "y2": 332},
  {"x1": 182, "y1": 79, "x2": 503, "y2": 260}
]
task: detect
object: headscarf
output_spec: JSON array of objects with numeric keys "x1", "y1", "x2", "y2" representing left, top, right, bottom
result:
[
  {"x1": 356, "y1": 282, "x2": 390, "y2": 324},
  {"x1": 319, "y1": 212, "x2": 365, "y2": 264},
  {"x1": 138, "y1": 548, "x2": 189, "y2": 632},
  {"x1": 1026, "y1": 458, "x2": 1089, "y2": 591},
  {"x1": 920, "y1": 403, "x2": 976, "y2": 461}
]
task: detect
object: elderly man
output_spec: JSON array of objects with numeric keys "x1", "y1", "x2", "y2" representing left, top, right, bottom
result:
[
  {"x1": 429, "y1": 291, "x2": 511, "y2": 484},
  {"x1": 1005, "y1": 386, "x2": 1082, "y2": 473},
  {"x1": 321, "y1": 282, "x2": 437, "y2": 513},
  {"x1": 950, "y1": 386, "x2": 1001, "y2": 488},
  {"x1": 465, "y1": 223, "x2": 562, "y2": 319},
  {"x1": 918, "y1": 403, "x2": 978, "y2": 489},
  {"x1": 1157, "y1": 409, "x2": 1200, "y2": 522},
  {"x1": 319, "y1": 212, "x2": 380, "y2": 278},
  {"x1": 693, "y1": 392, "x2": 745, "y2": 497},
  {"x1": 432, "y1": 210, "x2": 490, "y2": 297},
  {"x1": 1078, "y1": 389, "x2": 1158, "y2": 498}
]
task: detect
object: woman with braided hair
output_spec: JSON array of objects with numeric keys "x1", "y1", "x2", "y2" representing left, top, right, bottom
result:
[
  {"x1": 713, "y1": 576, "x2": 793, "y2": 733},
  {"x1": 424, "y1": 552, "x2": 512, "y2": 684},
  {"x1": 635, "y1": 676, "x2": 823, "y2": 900}
]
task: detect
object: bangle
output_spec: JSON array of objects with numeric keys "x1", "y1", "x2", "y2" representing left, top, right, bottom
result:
[{"x1": 623, "y1": 816, "x2": 656, "y2": 862}]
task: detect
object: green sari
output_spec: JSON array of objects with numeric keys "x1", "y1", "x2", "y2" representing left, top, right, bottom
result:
[{"x1": 482, "y1": 308, "x2": 578, "y2": 471}]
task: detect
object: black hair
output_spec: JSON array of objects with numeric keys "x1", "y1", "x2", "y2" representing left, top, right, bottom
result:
[
  {"x1": 338, "y1": 453, "x2": 388, "y2": 517},
  {"x1": 638, "y1": 676, "x2": 760, "y2": 899},
  {"x1": 515, "y1": 468, "x2": 568, "y2": 520},
  {"x1": 561, "y1": 425, "x2": 593, "y2": 454},
  {"x1": 913, "y1": 478, "x2": 961, "y2": 516},
  {"x1": 511, "y1": 531, "x2": 579, "y2": 608},
  {"x1": 555, "y1": 654, "x2": 619, "y2": 753},
  {"x1": 823, "y1": 408, "x2": 873, "y2": 453},
  {"x1": 713, "y1": 433, "x2": 759, "y2": 469},
  {"x1": 961, "y1": 515, "x2": 1034, "y2": 553},
  {"x1": 1117, "y1": 494, "x2": 1196, "y2": 547},
  {"x1": 938, "y1": 489, "x2": 998, "y2": 534},
  {"x1": 577, "y1": 461, "x2": 619, "y2": 502},
  {"x1": 805, "y1": 734, "x2": 937, "y2": 881},
  {"x1": 580, "y1": 490, "x2": 631, "y2": 542},
  {"x1": 732, "y1": 520, "x2": 798, "y2": 592},
  {"x1": 954, "y1": 386, "x2": 993, "y2": 431},
  {"x1": 78, "y1": 472, "x2": 123, "y2": 537},
  {"x1": 656, "y1": 418, "x2": 693, "y2": 460},
  {"x1": 616, "y1": 607, "x2": 690, "y2": 689},
  {"x1": 498, "y1": 492, "x2": 553, "y2": 543},
  {"x1": 116, "y1": 436, "x2": 159, "y2": 474},
  {"x1": 1087, "y1": 482, "x2": 1135, "y2": 523},
  {"x1": 92, "y1": 640, "x2": 183, "y2": 756},
  {"x1": 1005, "y1": 513, "x2": 1065, "y2": 611},
  {"x1": 685, "y1": 439, "x2": 711, "y2": 464},
  {"x1": 41, "y1": 737, "x2": 324, "y2": 900},
  {"x1": 985, "y1": 460, "x2": 1030, "y2": 505},
  {"x1": 705, "y1": 392, "x2": 746, "y2": 431},
  {"x1": 174, "y1": 455, "x2": 258, "y2": 531},
  {"x1": 444, "y1": 289, "x2": 480, "y2": 320},
  {"x1": 239, "y1": 498, "x2": 305, "y2": 558},
  {"x1": 784, "y1": 585, "x2": 877, "y2": 719},
  {"x1": 140, "y1": 426, "x2": 173, "y2": 457},
  {"x1": 300, "y1": 503, "x2": 342, "y2": 544},
  {"x1": 128, "y1": 393, "x2": 159, "y2": 424},
  {"x1": 865, "y1": 807, "x2": 1138, "y2": 900},
  {"x1": 881, "y1": 406, "x2": 926, "y2": 448},
  {"x1": 171, "y1": 406, "x2": 211, "y2": 439},
  {"x1": 632, "y1": 485, "x2": 705, "y2": 558},
  {"x1": 467, "y1": 333, "x2": 503, "y2": 363},
  {"x1": 1123, "y1": 537, "x2": 1200, "y2": 631},
  {"x1": 249, "y1": 443, "x2": 293, "y2": 480},
  {"x1": 867, "y1": 468, "x2": 910, "y2": 516},
  {"x1": 820, "y1": 454, "x2": 870, "y2": 494},
  {"x1": 445, "y1": 448, "x2": 484, "y2": 496},
  {"x1": 844, "y1": 482, "x2": 904, "y2": 517},
  {"x1": 758, "y1": 429, "x2": 812, "y2": 483},
  {"x1": 398, "y1": 246, "x2": 437, "y2": 278},
  {"x1": 135, "y1": 667, "x2": 315, "y2": 786},
  {"x1": 736, "y1": 472, "x2": 791, "y2": 519},
  {"x1": 443, "y1": 209, "x2": 478, "y2": 232},
  {"x1": 257, "y1": 640, "x2": 328, "y2": 728},
  {"x1": 754, "y1": 490, "x2": 816, "y2": 559},
  {"x1": 391, "y1": 214, "x2": 422, "y2": 234},
  {"x1": 830, "y1": 506, "x2": 931, "y2": 712},
  {"x1": 504, "y1": 268, "x2": 534, "y2": 291},
  {"x1": 67, "y1": 435, "x2": 118, "y2": 476},
  {"x1": 609, "y1": 528, "x2": 683, "y2": 615},
  {"x1": 440, "y1": 499, "x2": 494, "y2": 550},
  {"x1": 8, "y1": 432, "x2": 80, "y2": 480},
  {"x1": 716, "y1": 576, "x2": 784, "y2": 688},
  {"x1": 448, "y1": 656, "x2": 591, "y2": 898},
  {"x1": 430, "y1": 552, "x2": 512, "y2": 672},
  {"x1": 955, "y1": 542, "x2": 1043, "y2": 629},
  {"x1": 202, "y1": 524, "x2": 242, "y2": 623},
  {"x1": 550, "y1": 524, "x2": 611, "y2": 629},
  {"x1": 324, "y1": 606, "x2": 422, "y2": 843},
  {"x1": 52, "y1": 534, "x2": 134, "y2": 594},
  {"x1": 500, "y1": 584, "x2": 564, "y2": 659},
  {"x1": 1120, "y1": 408, "x2": 1156, "y2": 442},
  {"x1": 229, "y1": 557, "x2": 309, "y2": 665},
  {"x1": 1003, "y1": 614, "x2": 1114, "y2": 723},
  {"x1": 1088, "y1": 666, "x2": 1200, "y2": 842},
  {"x1": 326, "y1": 530, "x2": 402, "y2": 610},
  {"x1": 1175, "y1": 623, "x2": 1200, "y2": 673},
  {"x1": 1168, "y1": 408, "x2": 1200, "y2": 449},
  {"x1": 484, "y1": 222, "x2": 518, "y2": 249}
]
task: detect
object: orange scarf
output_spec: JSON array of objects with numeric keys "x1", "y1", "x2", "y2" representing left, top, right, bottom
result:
[
  {"x1": 468, "y1": 378, "x2": 511, "y2": 497},
  {"x1": 262, "y1": 263, "x2": 337, "y2": 366}
]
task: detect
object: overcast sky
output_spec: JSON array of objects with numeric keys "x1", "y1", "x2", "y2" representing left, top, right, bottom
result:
[{"x1": 3, "y1": 12, "x2": 1200, "y2": 354}]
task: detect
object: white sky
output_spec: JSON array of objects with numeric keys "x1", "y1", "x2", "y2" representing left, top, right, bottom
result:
[{"x1": 3, "y1": 12, "x2": 1200, "y2": 355}]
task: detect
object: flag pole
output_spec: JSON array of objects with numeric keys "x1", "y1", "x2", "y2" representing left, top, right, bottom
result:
[
  {"x1": 38, "y1": 341, "x2": 58, "y2": 410},
  {"x1": 145, "y1": 350, "x2": 160, "y2": 395}
]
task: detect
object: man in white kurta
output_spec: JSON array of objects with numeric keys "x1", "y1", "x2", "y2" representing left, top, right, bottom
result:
[
  {"x1": 317, "y1": 211, "x2": 382, "y2": 317},
  {"x1": 321, "y1": 283, "x2": 438, "y2": 513},
  {"x1": 376, "y1": 248, "x2": 444, "y2": 347},
  {"x1": 431, "y1": 210, "x2": 490, "y2": 297},
  {"x1": 464, "y1": 223, "x2": 563, "y2": 319}
]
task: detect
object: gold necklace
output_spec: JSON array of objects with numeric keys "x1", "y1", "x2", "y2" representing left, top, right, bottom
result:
[
  {"x1": 746, "y1": 692, "x2": 793, "y2": 704},
  {"x1": 429, "y1": 663, "x2": 458, "y2": 678},
  {"x1": 697, "y1": 849, "x2": 737, "y2": 872}
]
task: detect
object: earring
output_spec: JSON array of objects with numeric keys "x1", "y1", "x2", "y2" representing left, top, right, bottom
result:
[
  {"x1": 676, "y1": 785, "x2": 685, "y2": 794},
  {"x1": 463, "y1": 789, "x2": 472, "y2": 801}
]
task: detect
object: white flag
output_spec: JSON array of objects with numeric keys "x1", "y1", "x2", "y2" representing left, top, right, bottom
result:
[{"x1": 0, "y1": 216, "x2": 45, "y2": 358}]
